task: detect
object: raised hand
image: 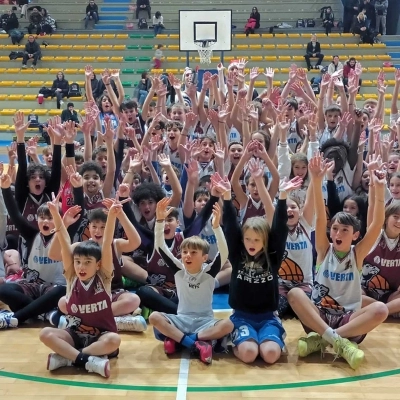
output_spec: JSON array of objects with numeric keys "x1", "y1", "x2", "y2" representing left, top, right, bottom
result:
[
  {"x1": 331, "y1": 69, "x2": 343, "y2": 79},
  {"x1": 297, "y1": 68, "x2": 307, "y2": 81},
  {"x1": 0, "y1": 174, "x2": 11, "y2": 189},
  {"x1": 210, "y1": 172, "x2": 231, "y2": 195},
  {"x1": 110, "y1": 69, "x2": 120, "y2": 78},
  {"x1": 247, "y1": 157, "x2": 264, "y2": 178},
  {"x1": 237, "y1": 58, "x2": 248, "y2": 71},
  {"x1": 13, "y1": 111, "x2": 30, "y2": 140},
  {"x1": 321, "y1": 73, "x2": 331, "y2": 88},
  {"x1": 156, "y1": 197, "x2": 173, "y2": 220},
  {"x1": 218, "y1": 104, "x2": 230, "y2": 122},
  {"x1": 184, "y1": 111, "x2": 198, "y2": 130},
  {"x1": 79, "y1": 114, "x2": 95, "y2": 136},
  {"x1": 63, "y1": 205, "x2": 82, "y2": 228},
  {"x1": 289, "y1": 63, "x2": 298, "y2": 81},
  {"x1": 250, "y1": 67, "x2": 259, "y2": 81},
  {"x1": 226, "y1": 71, "x2": 235, "y2": 88},
  {"x1": 339, "y1": 111, "x2": 352, "y2": 129},
  {"x1": 308, "y1": 152, "x2": 329, "y2": 181},
  {"x1": 47, "y1": 191, "x2": 62, "y2": 218},
  {"x1": 214, "y1": 143, "x2": 225, "y2": 161},
  {"x1": 184, "y1": 159, "x2": 199, "y2": 185},
  {"x1": 280, "y1": 176, "x2": 303, "y2": 192},
  {"x1": 118, "y1": 183, "x2": 131, "y2": 198},
  {"x1": 84, "y1": 65, "x2": 93, "y2": 76},
  {"x1": 65, "y1": 165, "x2": 83, "y2": 188},
  {"x1": 158, "y1": 153, "x2": 172, "y2": 168},
  {"x1": 179, "y1": 140, "x2": 196, "y2": 163},
  {"x1": 7, "y1": 142, "x2": 17, "y2": 163},
  {"x1": 129, "y1": 153, "x2": 143, "y2": 173}
]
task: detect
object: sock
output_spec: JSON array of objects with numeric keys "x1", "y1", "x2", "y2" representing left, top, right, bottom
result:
[
  {"x1": 74, "y1": 352, "x2": 90, "y2": 367},
  {"x1": 214, "y1": 278, "x2": 220, "y2": 289},
  {"x1": 322, "y1": 327, "x2": 339, "y2": 345},
  {"x1": 180, "y1": 334, "x2": 195, "y2": 349},
  {"x1": 188, "y1": 333, "x2": 198, "y2": 342}
]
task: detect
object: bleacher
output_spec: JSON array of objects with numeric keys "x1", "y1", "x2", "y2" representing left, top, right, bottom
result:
[{"x1": 0, "y1": 0, "x2": 397, "y2": 137}]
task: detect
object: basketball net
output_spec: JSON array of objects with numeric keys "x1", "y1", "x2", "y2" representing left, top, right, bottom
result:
[{"x1": 194, "y1": 41, "x2": 216, "y2": 64}]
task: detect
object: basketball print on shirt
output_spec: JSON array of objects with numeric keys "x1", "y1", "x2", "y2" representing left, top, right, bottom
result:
[
  {"x1": 312, "y1": 282, "x2": 343, "y2": 311},
  {"x1": 361, "y1": 264, "x2": 390, "y2": 296},
  {"x1": 279, "y1": 251, "x2": 304, "y2": 286},
  {"x1": 64, "y1": 314, "x2": 101, "y2": 337}
]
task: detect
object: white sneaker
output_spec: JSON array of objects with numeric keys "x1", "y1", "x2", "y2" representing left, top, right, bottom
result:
[
  {"x1": 85, "y1": 356, "x2": 110, "y2": 378},
  {"x1": 22, "y1": 64, "x2": 27, "y2": 69},
  {"x1": 0, "y1": 310, "x2": 18, "y2": 329},
  {"x1": 60, "y1": 100, "x2": 64, "y2": 106},
  {"x1": 115, "y1": 315, "x2": 147, "y2": 332},
  {"x1": 47, "y1": 353, "x2": 72, "y2": 371}
]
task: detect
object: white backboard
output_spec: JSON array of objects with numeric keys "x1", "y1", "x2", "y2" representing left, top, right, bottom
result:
[{"x1": 179, "y1": 10, "x2": 232, "y2": 51}]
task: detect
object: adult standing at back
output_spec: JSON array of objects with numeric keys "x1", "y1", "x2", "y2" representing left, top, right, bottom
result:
[
  {"x1": 136, "y1": 0, "x2": 151, "y2": 20},
  {"x1": 375, "y1": 0, "x2": 388, "y2": 35},
  {"x1": 85, "y1": 0, "x2": 99, "y2": 29},
  {"x1": 304, "y1": 34, "x2": 324, "y2": 71},
  {"x1": 51, "y1": 71, "x2": 69, "y2": 109}
]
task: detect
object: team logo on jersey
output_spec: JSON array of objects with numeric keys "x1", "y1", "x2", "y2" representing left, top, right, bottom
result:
[
  {"x1": 361, "y1": 264, "x2": 389, "y2": 296},
  {"x1": 27, "y1": 214, "x2": 35, "y2": 222},
  {"x1": 279, "y1": 251, "x2": 304, "y2": 284},
  {"x1": 157, "y1": 258, "x2": 166, "y2": 267},
  {"x1": 94, "y1": 280, "x2": 105, "y2": 295},
  {"x1": 312, "y1": 282, "x2": 343, "y2": 311}
]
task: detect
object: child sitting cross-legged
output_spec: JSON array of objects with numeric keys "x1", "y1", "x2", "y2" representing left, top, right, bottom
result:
[
  {"x1": 149, "y1": 195, "x2": 233, "y2": 364},
  {"x1": 39, "y1": 193, "x2": 124, "y2": 378},
  {"x1": 287, "y1": 153, "x2": 388, "y2": 370}
]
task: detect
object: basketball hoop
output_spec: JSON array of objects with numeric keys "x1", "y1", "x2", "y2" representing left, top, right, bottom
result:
[{"x1": 194, "y1": 40, "x2": 216, "y2": 64}]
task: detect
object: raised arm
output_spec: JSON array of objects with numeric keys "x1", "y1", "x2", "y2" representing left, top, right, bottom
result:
[{"x1": 308, "y1": 153, "x2": 331, "y2": 261}]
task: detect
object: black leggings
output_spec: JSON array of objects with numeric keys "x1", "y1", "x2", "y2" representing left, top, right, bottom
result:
[
  {"x1": 136, "y1": 285, "x2": 178, "y2": 314},
  {"x1": 0, "y1": 283, "x2": 66, "y2": 323}
]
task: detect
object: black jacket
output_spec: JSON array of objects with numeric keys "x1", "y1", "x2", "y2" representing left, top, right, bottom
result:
[
  {"x1": 24, "y1": 40, "x2": 41, "y2": 56},
  {"x1": 51, "y1": 78, "x2": 69, "y2": 95},
  {"x1": 29, "y1": 11, "x2": 42, "y2": 25},
  {"x1": 250, "y1": 11, "x2": 260, "y2": 29},
  {"x1": 61, "y1": 109, "x2": 79, "y2": 124},
  {"x1": 306, "y1": 41, "x2": 321, "y2": 54},
  {"x1": 86, "y1": 3, "x2": 99, "y2": 13},
  {"x1": 6, "y1": 13, "x2": 19, "y2": 32}
]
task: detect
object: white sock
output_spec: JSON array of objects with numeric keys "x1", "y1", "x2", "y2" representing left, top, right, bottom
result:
[
  {"x1": 214, "y1": 278, "x2": 220, "y2": 289},
  {"x1": 322, "y1": 327, "x2": 339, "y2": 345}
]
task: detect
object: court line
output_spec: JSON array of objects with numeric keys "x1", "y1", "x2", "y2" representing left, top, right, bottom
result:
[
  {"x1": 1, "y1": 367, "x2": 400, "y2": 392},
  {"x1": 176, "y1": 350, "x2": 190, "y2": 400}
]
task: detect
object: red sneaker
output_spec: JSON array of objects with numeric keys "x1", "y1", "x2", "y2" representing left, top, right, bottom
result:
[
  {"x1": 194, "y1": 341, "x2": 212, "y2": 364},
  {"x1": 164, "y1": 337, "x2": 177, "y2": 354}
]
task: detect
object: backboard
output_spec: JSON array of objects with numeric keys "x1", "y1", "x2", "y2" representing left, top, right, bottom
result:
[{"x1": 179, "y1": 10, "x2": 232, "y2": 52}]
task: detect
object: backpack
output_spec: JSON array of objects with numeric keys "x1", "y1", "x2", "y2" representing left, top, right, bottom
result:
[
  {"x1": 138, "y1": 18, "x2": 148, "y2": 29},
  {"x1": 306, "y1": 19, "x2": 315, "y2": 27},
  {"x1": 9, "y1": 51, "x2": 24, "y2": 60},
  {"x1": 28, "y1": 114, "x2": 39, "y2": 128},
  {"x1": 9, "y1": 28, "x2": 24, "y2": 44},
  {"x1": 296, "y1": 19, "x2": 305, "y2": 28},
  {"x1": 38, "y1": 87, "x2": 53, "y2": 98},
  {"x1": 68, "y1": 82, "x2": 81, "y2": 97}
]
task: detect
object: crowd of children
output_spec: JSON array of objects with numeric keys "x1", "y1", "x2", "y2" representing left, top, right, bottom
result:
[{"x1": 0, "y1": 59, "x2": 399, "y2": 377}]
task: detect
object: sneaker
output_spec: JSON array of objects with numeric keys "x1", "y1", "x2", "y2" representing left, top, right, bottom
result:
[
  {"x1": 48, "y1": 310, "x2": 68, "y2": 329},
  {"x1": 164, "y1": 337, "x2": 178, "y2": 354},
  {"x1": 85, "y1": 356, "x2": 110, "y2": 378},
  {"x1": 22, "y1": 64, "x2": 27, "y2": 69},
  {"x1": 333, "y1": 337, "x2": 364, "y2": 370},
  {"x1": 31, "y1": 65, "x2": 36, "y2": 69},
  {"x1": 115, "y1": 315, "x2": 147, "y2": 332},
  {"x1": 47, "y1": 353, "x2": 72, "y2": 371},
  {"x1": 193, "y1": 341, "x2": 213, "y2": 364},
  {"x1": 0, "y1": 310, "x2": 18, "y2": 329},
  {"x1": 60, "y1": 100, "x2": 64, "y2": 106},
  {"x1": 298, "y1": 332, "x2": 327, "y2": 357}
]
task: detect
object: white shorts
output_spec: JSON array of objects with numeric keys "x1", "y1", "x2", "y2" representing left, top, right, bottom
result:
[{"x1": 161, "y1": 313, "x2": 219, "y2": 334}]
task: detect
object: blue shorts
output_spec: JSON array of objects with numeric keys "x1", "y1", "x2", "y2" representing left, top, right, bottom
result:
[{"x1": 230, "y1": 310, "x2": 286, "y2": 348}]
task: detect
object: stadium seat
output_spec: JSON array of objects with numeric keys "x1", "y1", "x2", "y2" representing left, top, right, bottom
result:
[
  {"x1": 33, "y1": 109, "x2": 48, "y2": 116},
  {"x1": 23, "y1": 95, "x2": 38, "y2": 101},
  {"x1": 0, "y1": 81, "x2": 14, "y2": 87},
  {"x1": 8, "y1": 95, "x2": 23, "y2": 101},
  {"x1": 48, "y1": 110, "x2": 62, "y2": 116},
  {"x1": 0, "y1": 109, "x2": 17, "y2": 116}
]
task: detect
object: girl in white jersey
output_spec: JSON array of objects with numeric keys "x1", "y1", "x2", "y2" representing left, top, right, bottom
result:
[
  {"x1": 278, "y1": 177, "x2": 315, "y2": 317},
  {"x1": 287, "y1": 154, "x2": 388, "y2": 370}
]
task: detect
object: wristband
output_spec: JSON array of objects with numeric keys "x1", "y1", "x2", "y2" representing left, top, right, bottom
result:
[
  {"x1": 156, "y1": 219, "x2": 165, "y2": 223},
  {"x1": 65, "y1": 143, "x2": 75, "y2": 158}
]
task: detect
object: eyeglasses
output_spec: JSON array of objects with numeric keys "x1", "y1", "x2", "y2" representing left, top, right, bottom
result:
[
  {"x1": 185, "y1": 73, "x2": 192, "y2": 77},
  {"x1": 154, "y1": 125, "x2": 161, "y2": 130}
]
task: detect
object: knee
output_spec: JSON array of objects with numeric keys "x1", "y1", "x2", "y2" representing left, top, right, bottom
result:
[
  {"x1": 287, "y1": 287, "x2": 304, "y2": 305},
  {"x1": 39, "y1": 327, "x2": 54, "y2": 343},
  {"x1": 260, "y1": 344, "x2": 281, "y2": 364},
  {"x1": 119, "y1": 292, "x2": 140, "y2": 308},
  {"x1": 103, "y1": 333, "x2": 121, "y2": 349},
  {"x1": 370, "y1": 302, "x2": 389, "y2": 322},
  {"x1": 235, "y1": 343, "x2": 258, "y2": 364},
  {"x1": 149, "y1": 311, "x2": 162, "y2": 325}
]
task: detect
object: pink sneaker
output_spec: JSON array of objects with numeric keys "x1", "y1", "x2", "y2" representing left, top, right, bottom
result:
[
  {"x1": 194, "y1": 341, "x2": 212, "y2": 364},
  {"x1": 164, "y1": 337, "x2": 177, "y2": 354}
]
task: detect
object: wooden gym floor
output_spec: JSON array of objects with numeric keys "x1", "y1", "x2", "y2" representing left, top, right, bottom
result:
[{"x1": 0, "y1": 310, "x2": 399, "y2": 400}]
